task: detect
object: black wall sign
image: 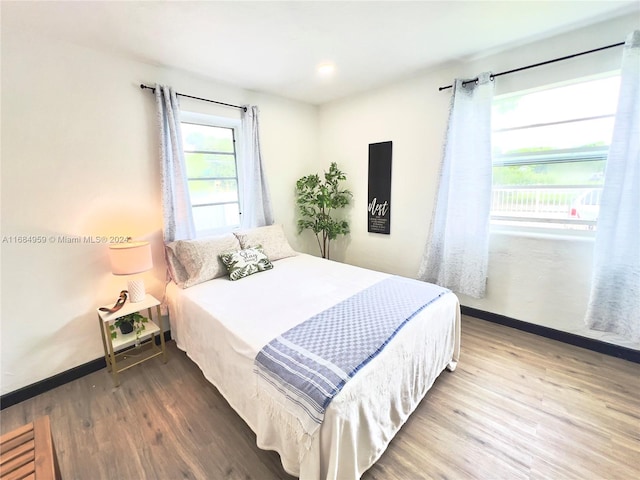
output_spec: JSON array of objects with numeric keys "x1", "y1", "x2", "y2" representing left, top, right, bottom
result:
[{"x1": 368, "y1": 141, "x2": 392, "y2": 234}]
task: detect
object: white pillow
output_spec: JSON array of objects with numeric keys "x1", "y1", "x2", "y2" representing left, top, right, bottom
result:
[
  {"x1": 174, "y1": 234, "x2": 241, "y2": 288},
  {"x1": 164, "y1": 242, "x2": 189, "y2": 288},
  {"x1": 219, "y1": 246, "x2": 274, "y2": 281},
  {"x1": 234, "y1": 224, "x2": 297, "y2": 262}
]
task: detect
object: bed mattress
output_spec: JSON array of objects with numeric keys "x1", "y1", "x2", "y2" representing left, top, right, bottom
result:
[{"x1": 165, "y1": 253, "x2": 460, "y2": 479}]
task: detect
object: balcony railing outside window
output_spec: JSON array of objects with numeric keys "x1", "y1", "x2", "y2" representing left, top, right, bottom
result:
[{"x1": 491, "y1": 186, "x2": 601, "y2": 229}]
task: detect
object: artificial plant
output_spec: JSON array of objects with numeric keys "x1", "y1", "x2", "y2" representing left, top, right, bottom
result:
[
  {"x1": 295, "y1": 162, "x2": 352, "y2": 259},
  {"x1": 110, "y1": 312, "x2": 148, "y2": 341}
]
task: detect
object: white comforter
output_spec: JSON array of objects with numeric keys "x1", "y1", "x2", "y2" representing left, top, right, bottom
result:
[{"x1": 166, "y1": 254, "x2": 460, "y2": 479}]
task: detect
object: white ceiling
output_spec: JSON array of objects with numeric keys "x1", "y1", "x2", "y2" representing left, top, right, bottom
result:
[{"x1": 3, "y1": 1, "x2": 638, "y2": 105}]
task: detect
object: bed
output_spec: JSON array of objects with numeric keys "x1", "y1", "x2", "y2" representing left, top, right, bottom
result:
[{"x1": 164, "y1": 225, "x2": 460, "y2": 479}]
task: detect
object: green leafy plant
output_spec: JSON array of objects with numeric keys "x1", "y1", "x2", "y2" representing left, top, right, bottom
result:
[
  {"x1": 296, "y1": 162, "x2": 352, "y2": 259},
  {"x1": 110, "y1": 312, "x2": 148, "y2": 341}
]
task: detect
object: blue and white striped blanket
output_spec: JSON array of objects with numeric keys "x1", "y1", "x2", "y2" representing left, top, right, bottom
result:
[{"x1": 254, "y1": 276, "x2": 449, "y2": 435}]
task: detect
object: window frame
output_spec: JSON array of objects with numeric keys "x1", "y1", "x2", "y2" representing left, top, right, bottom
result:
[
  {"x1": 180, "y1": 111, "x2": 243, "y2": 237},
  {"x1": 490, "y1": 71, "x2": 620, "y2": 233}
]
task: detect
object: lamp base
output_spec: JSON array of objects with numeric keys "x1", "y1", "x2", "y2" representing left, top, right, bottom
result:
[{"x1": 127, "y1": 279, "x2": 146, "y2": 303}]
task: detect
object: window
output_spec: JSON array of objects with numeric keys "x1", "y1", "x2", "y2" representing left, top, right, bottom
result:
[
  {"x1": 491, "y1": 73, "x2": 620, "y2": 231},
  {"x1": 181, "y1": 114, "x2": 241, "y2": 236}
]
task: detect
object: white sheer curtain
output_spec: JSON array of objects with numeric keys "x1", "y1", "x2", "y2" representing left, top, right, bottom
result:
[
  {"x1": 155, "y1": 84, "x2": 196, "y2": 242},
  {"x1": 585, "y1": 30, "x2": 640, "y2": 340},
  {"x1": 418, "y1": 72, "x2": 494, "y2": 298},
  {"x1": 239, "y1": 105, "x2": 274, "y2": 229}
]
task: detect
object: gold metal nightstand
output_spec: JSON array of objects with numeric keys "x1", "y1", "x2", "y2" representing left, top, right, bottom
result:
[{"x1": 97, "y1": 294, "x2": 167, "y2": 386}]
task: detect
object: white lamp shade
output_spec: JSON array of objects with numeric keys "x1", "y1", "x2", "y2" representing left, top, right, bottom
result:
[{"x1": 108, "y1": 242, "x2": 153, "y2": 275}]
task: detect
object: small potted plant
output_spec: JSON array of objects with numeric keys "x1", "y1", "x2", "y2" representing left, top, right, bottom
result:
[{"x1": 110, "y1": 312, "x2": 148, "y2": 343}]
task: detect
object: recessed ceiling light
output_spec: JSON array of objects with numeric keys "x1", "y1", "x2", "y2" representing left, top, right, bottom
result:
[{"x1": 317, "y1": 63, "x2": 336, "y2": 76}]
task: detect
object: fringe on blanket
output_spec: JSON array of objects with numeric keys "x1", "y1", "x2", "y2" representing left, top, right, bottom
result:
[{"x1": 252, "y1": 384, "x2": 314, "y2": 462}]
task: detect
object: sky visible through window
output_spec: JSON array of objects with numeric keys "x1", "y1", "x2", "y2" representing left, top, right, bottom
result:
[{"x1": 493, "y1": 75, "x2": 621, "y2": 156}]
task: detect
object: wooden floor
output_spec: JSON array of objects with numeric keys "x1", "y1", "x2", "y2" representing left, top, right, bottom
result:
[{"x1": 1, "y1": 316, "x2": 638, "y2": 479}]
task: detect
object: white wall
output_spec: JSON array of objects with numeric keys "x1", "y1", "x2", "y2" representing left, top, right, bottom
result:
[
  {"x1": 0, "y1": 26, "x2": 318, "y2": 395},
  {"x1": 318, "y1": 13, "x2": 640, "y2": 350}
]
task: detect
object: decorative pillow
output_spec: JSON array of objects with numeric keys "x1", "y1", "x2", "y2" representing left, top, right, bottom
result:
[
  {"x1": 164, "y1": 242, "x2": 189, "y2": 288},
  {"x1": 219, "y1": 246, "x2": 274, "y2": 281},
  {"x1": 234, "y1": 224, "x2": 297, "y2": 262},
  {"x1": 174, "y1": 234, "x2": 242, "y2": 288}
]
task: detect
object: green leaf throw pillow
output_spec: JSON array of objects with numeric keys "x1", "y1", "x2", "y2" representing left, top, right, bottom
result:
[{"x1": 219, "y1": 246, "x2": 274, "y2": 281}]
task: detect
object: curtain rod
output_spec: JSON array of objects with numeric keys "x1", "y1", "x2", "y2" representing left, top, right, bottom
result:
[
  {"x1": 438, "y1": 41, "x2": 625, "y2": 91},
  {"x1": 140, "y1": 84, "x2": 247, "y2": 112}
]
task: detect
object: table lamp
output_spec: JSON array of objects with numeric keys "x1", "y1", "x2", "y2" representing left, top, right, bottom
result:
[{"x1": 108, "y1": 241, "x2": 153, "y2": 303}]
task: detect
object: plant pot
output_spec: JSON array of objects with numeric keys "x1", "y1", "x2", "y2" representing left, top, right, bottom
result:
[{"x1": 119, "y1": 321, "x2": 134, "y2": 335}]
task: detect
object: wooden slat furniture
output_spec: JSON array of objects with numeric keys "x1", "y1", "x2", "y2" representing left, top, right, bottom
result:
[{"x1": 0, "y1": 416, "x2": 61, "y2": 480}]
